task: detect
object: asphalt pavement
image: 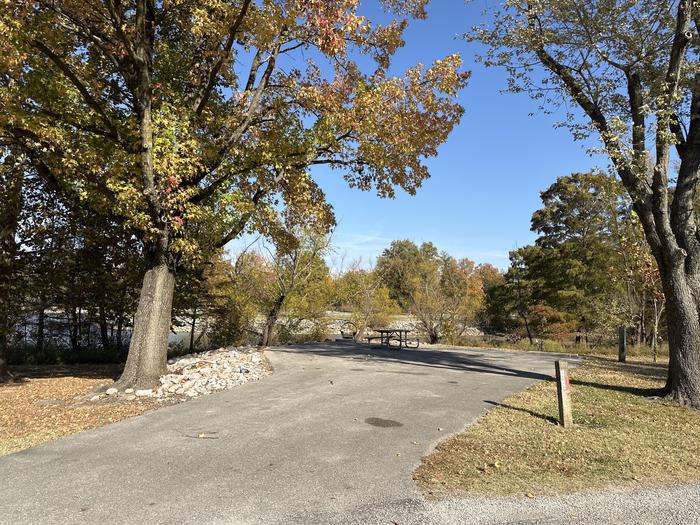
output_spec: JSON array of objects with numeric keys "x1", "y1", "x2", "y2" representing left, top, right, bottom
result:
[{"x1": 1, "y1": 341, "x2": 695, "y2": 524}]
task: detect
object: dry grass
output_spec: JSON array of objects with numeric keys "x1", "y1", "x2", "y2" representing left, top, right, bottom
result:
[
  {"x1": 0, "y1": 365, "x2": 164, "y2": 456},
  {"x1": 415, "y1": 358, "x2": 700, "y2": 497}
]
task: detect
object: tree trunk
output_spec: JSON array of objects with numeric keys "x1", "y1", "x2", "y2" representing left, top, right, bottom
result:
[
  {"x1": 69, "y1": 307, "x2": 80, "y2": 352},
  {"x1": 115, "y1": 261, "x2": 175, "y2": 389},
  {"x1": 0, "y1": 309, "x2": 9, "y2": 379},
  {"x1": 116, "y1": 317, "x2": 124, "y2": 356},
  {"x1": 0, "y1": 164, "x2": 22, "y2": 379},
  {"x1": 658, "y1": 260, "x2": 700, "y2": 407},
  {"x1": 0, "y1": 330, "x2": 7, "y2": 379},
  {"x1": 189, "y1": 303, "x2": 197, "y2": 354},
  {"x1": 637, "y1": 290, "x2": 646, "y2": 346},
  {"x1": 652, "y1": 297, "x2": 662, "y2": 363},
  {"x1": 112, "y1": 0, "x2": 167, "y2": 389},
  {"x1": 36, "y1": 305, "x2": 45, "y2": 354},
  {"x1": 522, "y1": 313, "x2": 534, "y2": 345},
  {"x1": 260, "y1": 296, "x2": 285, "y2": 347},
  {"x1": 354, "y1": 323, "x2": 367, "y2": 343},
  {"x1": 98, "y1": 304, "x2": 110, "y2": 351},
  {"x1": 85, "y1": 308, "x2": 91, "y2": 348}
]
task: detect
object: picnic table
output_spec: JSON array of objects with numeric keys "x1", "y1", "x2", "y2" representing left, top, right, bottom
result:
[{"x1": 367, "y1": 329, "x2": 419, "y2": 349}]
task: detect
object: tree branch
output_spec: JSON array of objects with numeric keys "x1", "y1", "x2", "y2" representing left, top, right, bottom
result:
[
  {"x1": 220, "y1": 40, "x2": 282, "y2": 156},
  {"x1": 651, "y1": 0, "x2": 693, "y2": 260},
  {"x1": 192, "y1": 0, "x2": 252, "y2": 116},
  {"x1": 31, "y1": 40, "x2": 123, "y2": 144}
]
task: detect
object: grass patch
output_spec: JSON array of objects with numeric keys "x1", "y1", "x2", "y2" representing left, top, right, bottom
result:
[
  {"x1": 414, "y1": 358, "x2": 700, "y2": 497},
  {"x1": 0, "y1": 365, "x2": 164, "y2": 456},
  {"x1": 457, "y1": 336, "x2": 669, "y2": 362}
]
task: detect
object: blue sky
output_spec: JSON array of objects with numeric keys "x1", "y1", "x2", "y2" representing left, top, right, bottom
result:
[{"x1": 231, "y1": 1, "x2": 608, "y2": 270}]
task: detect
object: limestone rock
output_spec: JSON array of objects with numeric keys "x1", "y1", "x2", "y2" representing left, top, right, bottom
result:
[{"x1": 152, "y1": 347, "x2": 270, "y2": 400}]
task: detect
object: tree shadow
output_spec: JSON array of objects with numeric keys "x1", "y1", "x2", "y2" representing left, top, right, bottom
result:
[
  {"x1": 484, "y1": 399, "x2": 559, "y2": 425},
  {"x1": 586, "y1": 356, "x2": 667, "y2": 378},
  {"x1": 1, "y1": 364, "x2": 122, "y2": 385},
  {"x1": 569, "y1": 378, "x2": 666, "y2": 398},
  {"x1": 273, "y1": 340, "x2": 558, "y2": 381},
  {"x1": 571, "y1": 357, "x2": 667, "y2": 397}
]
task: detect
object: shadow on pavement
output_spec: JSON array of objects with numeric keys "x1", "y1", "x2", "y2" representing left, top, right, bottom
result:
[{"x1": 273, "y1": 340, "x2": 552, "y2": 381}]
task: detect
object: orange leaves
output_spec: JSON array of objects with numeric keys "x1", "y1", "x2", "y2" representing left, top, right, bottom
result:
[{"x1": 290, "y1": 0, "x2": 359, "y2": 54}]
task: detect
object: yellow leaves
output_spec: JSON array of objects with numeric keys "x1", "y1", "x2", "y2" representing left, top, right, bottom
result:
[
  {"x1": 1, "y1": 0, "x2": 467, "y2": 270},
  {"x1": 190, "y1": 0, "x2": 232, "y2": 38},
  {"x1": 150, "y1": 102, "x2": 206, "y2": 223},
  {"x1": 424, "y1": 54, "x2": 471, "y2": 97},
  {"x1": 281, "y1": 170, "x2": 335, "y2": 231},
  {"x1": 380, "y1": 0, "x2": 428, "y2": 19}
]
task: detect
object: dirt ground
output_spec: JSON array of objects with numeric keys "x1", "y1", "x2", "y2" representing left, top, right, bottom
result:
[{"x1": 0, "y1": 365, "x2": 166, "y2": 456}]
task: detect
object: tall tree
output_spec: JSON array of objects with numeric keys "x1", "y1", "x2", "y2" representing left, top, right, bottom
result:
[
  {"x1": 475, "y1": 263, "x2": 507, "y2": 332},
  {"x1": 491, "y1": 172, "x2": 664, "y2": 346},
  {"x1": 408, "y1": 251, "x2": 484, "y2": 344},
  {"x1": 530, "y1": 172, "x2": 629, "y2": 336},
  {"x1": 1, "y1": 1, "x2": 467, "y2": 388},
  {"x1": 376, "y1": 240, "x2": 439, "y2": 309},
  {"x1": 333, "y1": 265, "x2": 399, "y2": 341},
  {"x1": 501, "y1": 249, "x2": 537, "y2": 343},
  {"x1": 472, "y1": 0, "x2": 700, "y2": 406},
  {"x1": 258, "y1": 226, "x2": 331, "y2": 347},
  {"x1": 0, "y1": 150, "x2": 23, "y2": 378}
]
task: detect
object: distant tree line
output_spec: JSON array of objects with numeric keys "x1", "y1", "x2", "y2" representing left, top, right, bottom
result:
[
  {"x1": 488, "y1": 171, "x2": 665, "y2": 352},
  {"x1": 3, "y1": 168, "x2": 663, "y2": 366}
]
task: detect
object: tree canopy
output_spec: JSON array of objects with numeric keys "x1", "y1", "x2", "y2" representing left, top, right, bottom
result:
[
  {"x1": 0, "y1": 0, "x2": 468, "y2": 387},
  {"x1": 470, "y1": 0, "x2": 700, "y2": 406}
]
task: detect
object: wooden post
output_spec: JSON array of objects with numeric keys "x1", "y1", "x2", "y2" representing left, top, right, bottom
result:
[
  {"x1": 618, "y1": 326, "x2": 627, "y2": 363},
  {"x1": 555, "y1": 360, "x2": 573, "y2": 428}
]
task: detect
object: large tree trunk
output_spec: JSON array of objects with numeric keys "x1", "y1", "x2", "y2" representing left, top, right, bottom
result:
[
  {"x1": 112, "y1": 0, "x2": 170, "y2": 389},
  {"x1": 659, "y1": 263, "x2": 700, "y2": 407},
  {"x1": 115, "y1": 261, "x2": 174, "y2": 389}
]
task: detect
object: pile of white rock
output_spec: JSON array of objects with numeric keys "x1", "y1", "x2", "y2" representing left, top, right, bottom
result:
[
  {"x1": 153, "y1": 347, "x2": 269, "y2": 399},
  {"x1": 90, "y1": 348, "x2": 268, "y2": 403}
]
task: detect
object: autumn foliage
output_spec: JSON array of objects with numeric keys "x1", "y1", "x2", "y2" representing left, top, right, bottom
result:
[{"x1": 0, "y1": 0, "x2": 467, "y2": 386}]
